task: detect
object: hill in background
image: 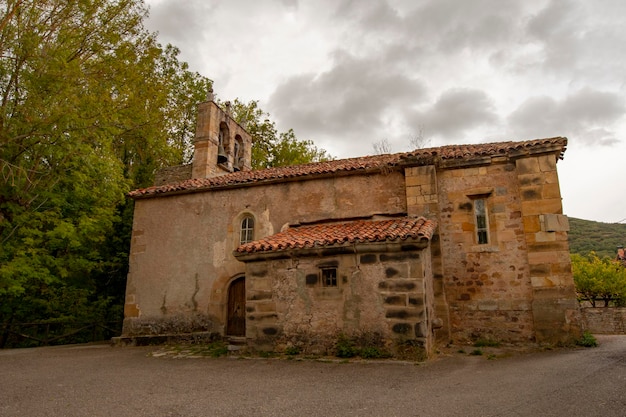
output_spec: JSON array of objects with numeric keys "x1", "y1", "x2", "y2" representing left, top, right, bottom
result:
[{"x1": 568, "y1": 217, "x2": 626, "y2": 259}]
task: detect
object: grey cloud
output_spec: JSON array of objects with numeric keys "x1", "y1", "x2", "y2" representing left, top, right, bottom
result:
[
  {"x1": 411, "y1": 89, "x2": 499, "y2": 141},
  {"x1": 145, "y1": 1, "x2": 215, "y2": 45},
  {"x1": 399, "y1": 0, "x2": 523, "y2": 53},
  {"x1": 508, "y1": 89, "x2": 625, "y2": 145},
  {"x1": 526, "y1": 0, "x2": 576, "y2": 40},
  {"x1": 336, "y1": 0, "x2": 401, "y2": 31},
  {"x1": 525, "y1": 0, "x2": 581, "y2": 71},
  {"x1": 523, "y1": 0, "x2": 626, "y2": 79},
  {"x1": 267, "y1": 51, "x2": 427, "y2": 141},
  {"x1": 278, "y1": 0, "x2": 298, "y2": 10},
  {"x1": 328, "y1": 0, "x2": 523, "y2": 59}
]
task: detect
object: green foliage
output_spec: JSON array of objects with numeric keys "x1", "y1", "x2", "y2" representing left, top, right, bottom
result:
[
  {"x1": 470, "y1": 349, "x2": 483, "y2": 356},
  {"x1": 334, "y1": 334, "x2": 358, "y2": 358},
  {"x1": 571, "y1": 253, "x2": 626, "y2": 307},
  {"x1": 473, "y1": 338, "x2": 501, "y2": 348},
  {"x1": 0, "y1": 0, "x2": 211, "y2": 346},
  {"x1": 359, "y1": 346, "x2": 391, "y2": 359},
  {"x1": 205, "y1": 341, "x2": 229, "y2": 357},
  {"x1": 575, "y1": 332, "x2": 598, "y2": 348},
  {"x1": 568, "y1": 218, "x2": 626, "y2": 259},
  {"x1": 334, "y1": 333, "x2": 392, "y2": 359},
  {"x1": 220, "y1": 99, "x2": 332, "y2": 169},
  {"x1": 284, "y1": 346, "x2": 301, "y2": 356}
]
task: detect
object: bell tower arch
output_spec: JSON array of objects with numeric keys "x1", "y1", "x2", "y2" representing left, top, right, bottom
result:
[{"x1": 191, "y1": 89, "x2": 253, "y2": 179}]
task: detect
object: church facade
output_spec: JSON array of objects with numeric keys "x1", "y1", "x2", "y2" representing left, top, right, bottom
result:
[{"x1": 121, "y1": 98, "x2": 582, "y2": 355}]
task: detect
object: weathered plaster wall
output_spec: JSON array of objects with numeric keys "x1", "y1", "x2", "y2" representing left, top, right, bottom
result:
[
  {"x1": 123, "y1": 171, "x2": 407, "y2": 336},
  {"x1": 244, "y1": 244, "x2": 433, "y2": 354}
]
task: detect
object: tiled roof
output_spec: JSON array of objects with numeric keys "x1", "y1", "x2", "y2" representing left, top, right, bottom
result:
[
  {"x1": 129, "y1": 137, "x2": 566, "y2": 198},
  {"x1": 235, "y1": 217, "x2": 437, "y2": 255},
  {"x1": 405, "y1": 137, "x2": 567, "y2": 160}
]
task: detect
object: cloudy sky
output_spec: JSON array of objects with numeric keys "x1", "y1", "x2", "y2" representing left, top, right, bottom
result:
[{"x1": 144, "y1": 0, "x2": 626, "y2": 223}]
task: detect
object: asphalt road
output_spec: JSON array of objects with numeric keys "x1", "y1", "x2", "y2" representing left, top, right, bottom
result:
[{"x1": 0, "y1": 335, "x2": 624, "y2": 417}]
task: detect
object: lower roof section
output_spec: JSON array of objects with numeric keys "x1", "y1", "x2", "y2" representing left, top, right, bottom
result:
[{"x1": 234, "y1": 216, "x2": 437, "y2": 259}]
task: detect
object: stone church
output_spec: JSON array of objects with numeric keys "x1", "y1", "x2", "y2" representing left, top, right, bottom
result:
[{"x1": 121, "y1": 97, "x2": 582, "y2": 355}]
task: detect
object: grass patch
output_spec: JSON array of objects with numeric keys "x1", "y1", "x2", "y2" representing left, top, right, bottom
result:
[
  {"x1": 470, "y1": 349, "x2": 483, "y2": 356},
  {"x1": 188, "y1": 340, "x2": 229, "y2": 357},
  {"x1": 473, "y1": 338, "x2": 501, "y2": 348},
  {"x1": 359, "y1": 346, "x2": 392, "y2": 359},
  {"x1": 284, "y1": 346, "x2": 301, "y2": 356},
  {"x1": 576, "y1": 332, "x2": 598, "y2": 348}
]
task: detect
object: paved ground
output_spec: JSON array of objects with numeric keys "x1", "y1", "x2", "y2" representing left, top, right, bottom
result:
[{"x1": 0, "y1": 335, "x2": 624, "y2": 417}]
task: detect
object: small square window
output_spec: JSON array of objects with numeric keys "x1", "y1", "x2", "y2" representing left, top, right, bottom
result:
[{"x1": 321, "y1": 268, "x2": 337, "y2": 287}]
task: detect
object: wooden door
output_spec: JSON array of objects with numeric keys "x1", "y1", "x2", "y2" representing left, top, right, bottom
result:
[{"x1": 226, "y1": 277, "x2": 246, "y2": 336}]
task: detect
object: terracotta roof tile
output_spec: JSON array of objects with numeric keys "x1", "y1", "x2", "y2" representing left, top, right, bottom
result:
[
  {"x1": 235, "y1": 217, "x2": 437, "y2": 254},
  {"x1": 405, "y1": 137, "x2": 567, "y2": 160},
  {"x1": 129, "y1": 137, "x2": 566, "y2": 198}
]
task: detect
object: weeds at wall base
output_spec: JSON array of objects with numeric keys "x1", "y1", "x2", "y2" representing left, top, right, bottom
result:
[{"x1": 575, "y1": 332, "x2": 598, "y2": 348}]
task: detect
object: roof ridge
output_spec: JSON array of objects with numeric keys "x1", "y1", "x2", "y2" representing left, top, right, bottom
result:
[{"x1": 129, "y1": 137, "x2": 567, "y2": 198}]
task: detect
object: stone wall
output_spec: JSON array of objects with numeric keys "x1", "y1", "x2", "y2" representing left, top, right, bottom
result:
[
  {"x1": 405, "y1": 154, "x2": 581, "y2": 345},
  {"x1": 154, "y1": 164, "x2": 192, "y2": 186},
  {"x1": 436, "y1": 161, "x2": 536, "y2": 343},
  {"x1": 244, "y1": 243, "x2": 434, "y2": 355},
  {"x1": 123, "y1": 171, "x2": 407, "y2": 337},
  {"x1": 405, "y1": 165, "x2": 448, "y2": 345},
  {"x1": 581, "y1": 308, "x2": 626, "y2": 334},
  {"x1": 515, "y1": 155, "x2": 581, "y2": 344}
]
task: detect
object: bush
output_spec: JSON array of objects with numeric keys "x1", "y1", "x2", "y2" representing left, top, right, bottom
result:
[
  {"x1": 473, "y1": 338, "x2": 500, "y2": 348},
  {"x1": 334, "y1": 334, "x2": 358, "y2": 358},
  {"x1": 576, "y1": 332, "x2": 598, "y2": 348},
  {"x1": 284, "y1": 346, "x2": 301, "y2": 356}
]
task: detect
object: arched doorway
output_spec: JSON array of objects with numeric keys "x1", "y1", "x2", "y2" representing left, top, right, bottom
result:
[{"x1": 226, "y1": 276, "x2": 246, "y2": 336}]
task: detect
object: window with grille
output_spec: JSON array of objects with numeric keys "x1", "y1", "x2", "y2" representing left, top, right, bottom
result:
[
  {"x1": 240, "y1": 216, "x2": 254, "y2": 245},
  {"x1": 321, "y1": 268, "x2": 337, "y2": 287}
]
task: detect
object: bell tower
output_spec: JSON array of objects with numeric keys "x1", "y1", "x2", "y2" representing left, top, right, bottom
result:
[{"x1": 191, "y1": 89, "x2": 253, "y2": 179}]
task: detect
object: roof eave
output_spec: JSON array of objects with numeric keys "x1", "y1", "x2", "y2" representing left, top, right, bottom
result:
[
  {"x1": 233, "y1": 237, "x2": 431, "y2": 263},
  {"x1": 129, "y1": 164, "x2": 405, "y2": 200}
]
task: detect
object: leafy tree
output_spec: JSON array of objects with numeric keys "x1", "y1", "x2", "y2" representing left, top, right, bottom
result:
[
  {"x1": 571, "y1": 253, "x2": 626, "y2": 307},
  {"x1": 0, "y1": 0, "x2": 211, "y2": 345},
  {"x1": 270, "y1": 129, "x2": 331, "y2": 167},
  {"x1": 219, "y1": 99, "x2": 332, "y2": 168}
]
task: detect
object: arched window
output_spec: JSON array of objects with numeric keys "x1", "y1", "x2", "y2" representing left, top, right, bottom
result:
[
  {"x1": 233, "y1": 135, "x2": 243, "y2": 171},
  {"x1": 218, "y1": 122, "x2": 230, "y2": 165},
  {"x1": 240, "y1": 216, "x2": 255, "y2": 245}
]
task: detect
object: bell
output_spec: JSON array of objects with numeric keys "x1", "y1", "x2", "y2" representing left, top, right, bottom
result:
[
  {"x1": 234, "y1": 157, "x2": 244, "y2": 172},
  {"x1": 217, "y1": 145, "x2": 228, "y2": 164}
]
